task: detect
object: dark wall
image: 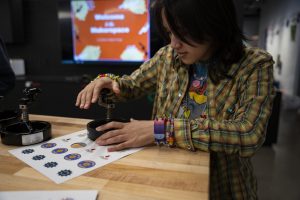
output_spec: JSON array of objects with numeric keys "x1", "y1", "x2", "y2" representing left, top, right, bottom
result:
[
  {"x1": 0, "y1": 0, "x2": 13, "y2": 43},
  {"x1": 0, "y1": 0, "x2": 24, "y2": 43},
  {"x1": 2, "y1": 0, "x2": 154, "y2": 120},
  {"x1": 233, "y1": 0, "x2": 244, "y2": 29}
]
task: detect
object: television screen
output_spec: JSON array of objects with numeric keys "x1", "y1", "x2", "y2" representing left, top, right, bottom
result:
[{"x1": 67, "y1": 0, "x2": 151, "y2": 64}]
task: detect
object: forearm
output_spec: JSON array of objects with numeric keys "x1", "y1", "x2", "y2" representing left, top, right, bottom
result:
[{"x1": 116, "y1": 73, "x2": 156, "y2": 101}]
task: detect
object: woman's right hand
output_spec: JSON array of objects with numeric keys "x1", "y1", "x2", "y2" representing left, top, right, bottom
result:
[{"x1": 75, "y1": 77, "x2": 120, "y2": 109}]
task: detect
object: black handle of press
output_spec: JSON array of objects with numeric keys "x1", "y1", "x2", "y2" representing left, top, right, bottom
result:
[
  {"x1": 22, "y1": 88, "x2": 42, "y2": 104},
  {"x1": 100, "y1": 88, "x2": 114, "y2": 120},
  {"x1": 100, "y1": 88, "x2": 111, "y2": 104}
]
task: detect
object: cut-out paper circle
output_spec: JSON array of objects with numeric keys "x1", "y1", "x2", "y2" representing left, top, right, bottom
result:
[
  {"x1": 41, "y1": 143, "x2": 57, "y2": 148},
  {"x1": 52, "y1": 148, "x2": 68, "y2": 154},
  {"x1": 77, "y1": 160, "x2": 96, "y2": 168},
  {"x1": 71, "y1": 142, "x2": 87, "y2": 148},
  {"x1": 64, "y1": 153, "x2": 81, "y2": 161}
]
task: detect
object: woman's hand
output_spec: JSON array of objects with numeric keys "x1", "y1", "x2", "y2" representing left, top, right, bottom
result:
[
  {"x1": 75, "y1": 77, "x2": 120, "y2": 109},
  {"x1": 95, "y1": 119, "x2": 154, "y2": 152}
]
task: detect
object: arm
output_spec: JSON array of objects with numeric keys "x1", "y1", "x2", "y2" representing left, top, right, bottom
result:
[
  {"x1": 113, "y1": 47, "x2": 168, "y2": 101},
  {"x1": 76, "y1": 46, "x2": 169, "y2": 109},
  {"x1": 174, "y1": 54, "x2": 275, "y2": 157},
  {"x1": 94, "y1": 49, "x2": 275, "y2": 156}
]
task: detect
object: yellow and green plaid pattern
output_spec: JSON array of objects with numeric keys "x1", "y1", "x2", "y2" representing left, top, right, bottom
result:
[{"x1": 114, "y1": 45, "x2": 275, "y2": 199}]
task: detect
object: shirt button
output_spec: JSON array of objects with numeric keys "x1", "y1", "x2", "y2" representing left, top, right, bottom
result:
[{"x1": 178, "y1": 93, "x2": 182, "y2": 97}]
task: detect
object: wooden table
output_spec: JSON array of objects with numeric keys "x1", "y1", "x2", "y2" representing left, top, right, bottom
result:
[{"x1": 0, "y1": 115, "x2": 210, "y2": 200}]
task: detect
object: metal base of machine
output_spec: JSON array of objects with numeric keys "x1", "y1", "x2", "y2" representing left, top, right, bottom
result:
[
  {"x1": 0, "y1": 110, "x2": 20, "y2": 130},
  {"x1": 0, "y1": 120, "x2": 52, "y2": 146}
]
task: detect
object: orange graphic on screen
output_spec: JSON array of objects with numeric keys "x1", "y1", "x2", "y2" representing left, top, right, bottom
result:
[{"x1": 71, "y1": 0, "x2": 150, "y2": 62}]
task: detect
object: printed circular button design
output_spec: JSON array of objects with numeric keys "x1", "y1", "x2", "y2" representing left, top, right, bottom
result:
[
  {"x1": 51, "y1": 148, "x2": 68, "y2": 154},
  {"x1": 32, "y1": 155, "x2": 46, "y2": 160},
  {"x1": 71, "y1": 142, "x2": 87, "y2": 148},
  {"x1": 64, "y1": 153, "x2": 81, "y2": 161},
  {"x1": 58, "y1": 169, "x2": 72, "y2": 177},
  {"x1": 22, "y1": 149, "x2": 34, "y2": 154},
  {"x1": 41, "y1": 143, "x2": 57, "y2": 148},
  {"x1": 44, "y1": 162, "x2": 58, "y2": 168},
  {"x1": 77, "y1": 160, "x2": 96, "y2": 168}
]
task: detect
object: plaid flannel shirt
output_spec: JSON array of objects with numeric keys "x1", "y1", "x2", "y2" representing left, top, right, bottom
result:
[{"x1": 114, "y1": 45, "x2": 275, "y2": 199}]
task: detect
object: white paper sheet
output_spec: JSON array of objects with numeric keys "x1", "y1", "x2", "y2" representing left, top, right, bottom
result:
[
  {"x1": 9, "y1": 130, "x2": 142, "y2": 184},
  {"x1": 0, "y1": 190, "x2": 98, "y2": 200}
]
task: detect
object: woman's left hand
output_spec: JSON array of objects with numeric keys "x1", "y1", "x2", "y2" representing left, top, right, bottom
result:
[{"x1": 95, "y1": 119, "x2": 154, "y2": 152}]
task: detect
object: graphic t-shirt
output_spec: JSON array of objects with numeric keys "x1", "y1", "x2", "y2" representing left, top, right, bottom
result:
[{"x1": 177, "y1": 63, "x2": 208, "y2": 119}]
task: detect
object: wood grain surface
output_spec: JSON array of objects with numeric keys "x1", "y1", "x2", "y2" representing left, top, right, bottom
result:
[{"x1": 0, "y1": 114, "x2": 210, "y2": 200}]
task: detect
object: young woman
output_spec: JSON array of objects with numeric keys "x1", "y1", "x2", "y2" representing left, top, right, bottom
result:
[{"x1": 76, "y1": 0, "x2": 275, "y2": 198}]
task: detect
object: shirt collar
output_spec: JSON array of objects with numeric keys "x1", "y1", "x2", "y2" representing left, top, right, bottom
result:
[{"x1": 172, "y1": 48, "x2": 189, "y2": 70}]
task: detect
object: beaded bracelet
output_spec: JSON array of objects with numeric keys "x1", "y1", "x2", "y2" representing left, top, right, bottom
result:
[
  {"x1": 154, "y1": 117, "x2": 176, "y2": 147},
  {"x1": 154, "y1": 118, "x2": 166, "y2": 146},
  {"x1": 94, "y1": 73, "x2": 120, "y2": 81},
  {"x1": 166, "y1": 118, "x2": 175, "y2": 147}
]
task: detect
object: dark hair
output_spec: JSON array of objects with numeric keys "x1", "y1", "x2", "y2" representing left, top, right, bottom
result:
[{"x1": 153, "y1": 0, "x2": 246, "y2": 84}]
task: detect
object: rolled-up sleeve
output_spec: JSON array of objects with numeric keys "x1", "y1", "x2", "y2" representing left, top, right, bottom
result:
[{"x1": 114, "y1": 47, "x2": 168, "y2": 101}]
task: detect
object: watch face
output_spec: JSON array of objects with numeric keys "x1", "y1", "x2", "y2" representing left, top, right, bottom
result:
[{"x1": 155, "y1": 133, "x2": 165, "y2": 140}]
